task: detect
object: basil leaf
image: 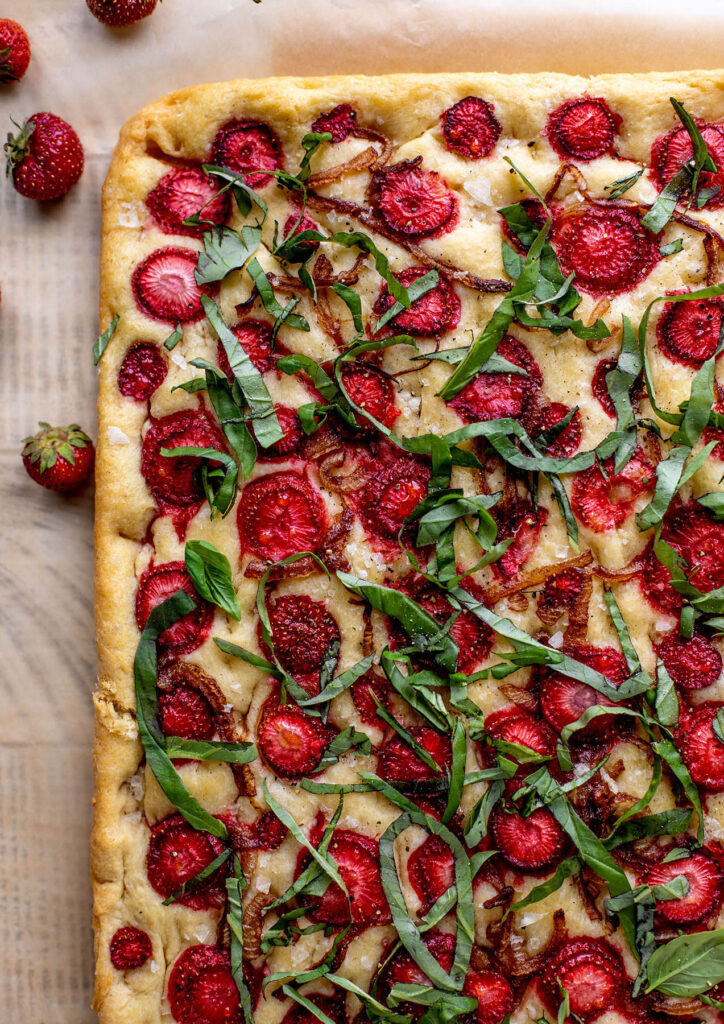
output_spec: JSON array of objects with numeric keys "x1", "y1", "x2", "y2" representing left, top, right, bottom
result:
[
  {"x1": 330, "y1": 281, "x2": 364, "y2": 335},
  {"x1": 660, "y1": 238, "x2": 684, "y2": 256},
  {"x1": 204, "y1": 371, "x2": 257, "y2": 481},
  {"x1": 442, "y1": 719, "x2": 467, "y2": 824},
  {"x1": 195, "y1": 224, "x2": 261, "y2": 284},
  {"x1": 325, "y1": 230, "x2": 412, "y2": 307},
  {"x1": 201, "y1": 164, "x2": 269, "y2": 219},
  {"x1": 375, "y1": 270, "x2": 438, "y2": 332},
  {"x1": 163, "y1": 322, "x2": 183, "y2": 350},
  {"x1": 603, "y1": 587, "x2": 643, "y2": 676},
  {"x1": 604, "y1": 808, "x2": 692, "y2": 848},
  {"x1": 605, "y1": 166, "x2": 645, "y2": 199},
  {"x1": 698, "y1": 492, "x2": 724, "y2": 519},
  {"x1": 608, "y1": 316, "x2": 643, "y2": 472},
  {"x1": 316, "y1": 725, "x2": 371, "y2": 770},
  {"x1": 185, "y1": 539, "x2": 241, "y2": 620},
  {"x1": 298, "y1": 653, "x2": 375, "y2": 707},
  {"x1": 654, "y1": 660, "x2": 679, "y2": 728},
  {"x1": 507, "y1": 856, "x2": 582, "y2": 917},
  {"x1": 297, "y1": 131, "x2": 331, "y2": 181},
  {"x1": 161, "y1": 445, "x2": 238, "y2": 517},
  {"x1": 281, "y1": 988, "x2": 340, "y2": 1024},
  {"x1": 646, "y1": 928, "x2": 724, "y2": 997},
  {"x1": 380, "y1": 650, "x2": 451, "y2": 733},
  {"x1": 324, "y1": 975, "x2": 411, "y2": 1024},
  {"x1": 93, "y1": 314, "x2": 120, "y2": 365},
  {"x1": 464, "y1": 779, "x2": 504, "y2": 848},
  {"x1": 415, "y1": 493, "x2": 499, "y2": 548},
  {"x1": 245, "y1": 257, "x2": 310, "y2": 333},
  {"x1": 226, "y1": 856, "x2": 253, "y2": 1024},
  {"x1": 214, "y1": 637, "x2": 280, "y2": 676},
  {"x1": 651, "y1": 738, "x2": 704, "y2": 842},
  {"x1": 163, "y1": 737, "x2": 257, "y2": 764},
  {"x1": 163, "y1": 848, "x2": 231, "y2": 905}
]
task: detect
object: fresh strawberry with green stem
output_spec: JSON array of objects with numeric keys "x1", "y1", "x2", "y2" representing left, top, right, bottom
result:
[
  {"x1": 21, "y1": 423, "x2": 95, "y2": 493},
  {"x1": 0, "y1": 19, "x2": 30, "y2": 83},
  {"x1": 86, "y1": 0, "x2": 158, "y2": 27},
  {"x1": 5, "y1": 112, "x2": 84, "y2": 200}
]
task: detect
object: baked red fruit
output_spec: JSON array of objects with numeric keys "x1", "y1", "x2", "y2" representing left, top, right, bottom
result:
[
  {"x1": 541, "y1": 938, "x2": 624, "y2": 1021},
  {"x1": 546, "y1": 96, "x2": 620, "y2": 161},
  {"x1": 651, "y1": 121, "x2": 724, "y2": 208},
  {"x1": 282, "y1": 207, "x2": 319, "y2": 250},
  {"x1": 135, "y1": 562, "x2": 214, "y2": 654},
  {"x1": 118, "y1": 342, "x2": 168, "y2": 400},
  {"x1": 109, "y1": 926, "x2": 152, "y2": 970},
  {"x1": 407, "y1": 835, "x2": 455, "y2": 910},
  {"x1": 383, "y1": 931, "x2": 455, "y2": 995},
  {"x1": 340, "y1": 361, "x2": 400, "y2": 429},
  {"x1": 372, "y1": 157, "x2": 458, "y2": 238},
  {"x1": 305, "y1": 830, "x2": 390, "y2": 926},
  {"x1": 21, "y1": 422, "x2": 95, "y2": 493},
  {"x1": 703, "y1": 383, "x2": 724, "y2": 461},
  {"x1": 441, "y1": 96, "x2": 501, "y2": 159},
  {"x1": 493, "y1": 500, "x2": 547, "y2": 578},
  {"x1": 449, "y1": 336, "x2": 542, "y2": 423},
  {"x1": 373, "y1": 266, "x2": 461, "y2": 337},
  {"x1": 351, "y1": 671, "x2": 391, "y2": 726},
  {"x1": 656, "y1": 632, "x2": 722, "y2": 690},
  {"x1": 146, "y1": 167, "x2": 230, "y2": 237},
  {"x1": 132, "y1": 247, "x2": 211, "y2": 323},
  {"x1": 260, "y1": 594, "x2": 340, "y2": 676},
  {"x1": 217, "y1": 319, "x2": 274, "y2": 377},
  {"x1": 141, "y1": 409, "x2": 226, "y2": 509},
  {"x1": 656, "y1": 296, "x2": 724, "y2": 367},
  {"x1": 378, "y1": 727, "x2": 452, "y2": 783},
  {"x1": 553, "y1": 205, "x2": 660, "y2": 296},
  {"x1": 484, "y1": 706, "x2": 557, "y2": 757},
  {"x1": 210, "y1": 119, "x2": 284, "y2": 189},
  {"x1": 146, "y1": 815, "x2": 227, "y2": 909},
  {"x1": 5, "y1": 112, "x2": 83, "y2": 200},
  {"x1": 167, "y1": 945, "x2": 241, "y2": 1024},
  {"x1": 0, "y1": 19, "x2": 30, "y2": 83},
  {"x1": 463, "y1": 971, "x2": 514, "y2": 1024},
  {"x1": 678, "y1": 704, "x2": 724, "y2": 790},
  {"x1": 644, "y1": 852, "x2": 723, "y2": 923},
  {"x1": 256, "y1": 703, "x2": 331, "y2": 778},
  {"x1": 311, "y1": 103, "x2": 357, "y2": 142},
  {"x1": 636, "y1": 542, "x2": 683, "y2": 617},
  {"x1": 535, "y1": 402, "x2": 582, "y2": 457},
  {"x1": 358, "y1": 460, "x2": 430, "y2": 538},
  {"x1": 540, "y1": 644, "x2": 628, "y2": 739},
  {"x1": 237, "y1": 471, "x2": 327, "y2": 562},
  {"x1": 490, "y1": 805, "x2": 567, "y2": 872},
  {"x1": 591, "y1": 358, "x2": 617, "y2": 417},
  {"x1": 281, "y1": 996, "x2": 345, "y2": 1024},
  {"x1": 664, "y1": 501, "x2": 724, "y2": 594},
  {"x1": 539, "y1": 568, "x2": 585, "y2": 615},
  {"x1": 254, "y1": 405, "x2": 303, "y2": 460},
  {"x1": 86, "y1": 0, "x2": 158, "y2": 26},
  {"x1": 159, "y1": 685, "x2": 215, "y2": 741},
  {"x1": 571, "y1": 449, "x2": 655, "y2": 532}
]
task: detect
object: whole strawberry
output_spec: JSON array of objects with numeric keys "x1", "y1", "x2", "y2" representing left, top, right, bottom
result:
[
  {"x1": 22, "y1": 423, "x2": 95, "y2": 493},
  {"x1": 5, "y1": 112, "x2": 84, "y2": 200},
  {"x1": 0, "y1": 19, "x2": 30, "y2": 83},
  {"x1": 86, "y1": 0, "x2": 158, "y2": 26}
]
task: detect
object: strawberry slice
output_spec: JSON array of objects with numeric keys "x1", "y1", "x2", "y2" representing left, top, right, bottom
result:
[
  {"x1": 226, "y1": 809, "x2": 288, "y2": 852},
  {"x1": 254, "y1": 405, "x2": 303, "y2": 460},
  {"x1": 118, "y1": 342, "x2": 168, "y2": 401},
  {"x1": 340, "y1": 361, "x2": 400, "y2": 429},
  {"x1": 541, "y1": 938, "x2": 624, "y2": 1021},
  {"x1": 702, "y1": 383, "x2": 724, "y2": 461},
  {"x1": 678, "y1": 703, "x2": 724, "y2": 790},
  {"x1": 591, "y1": 358, "x2": 617, "y2": 418},
  {"x1": 571, "y1": 449, "x2": 655, "y2": 532},
  {"x1": 449, "y1": 335, "x2": 542, "y2": 423},
  {"x1": 462, "y1": 970, "x2": 514, "y2": 1024},
  {"x1": 644, "y1": 851, "x2": 723, "y2": 923},
  {"x1": 167, "y1": 945, "x2": 241, "y2": 1024},
  {"x1": 441, "y1": 96, "x2": 501, "y2": 159},
  {"x1": 491, "y1": 805, "x2": 568, "y2": 872},
  {"x1": 553, "y1": 205, "x2": 660, "y2": 296},
  {"x1": 383, "y1": 932, "x2": 455, "y2": 997},
  {"x1": 135, "y1": 562, "x2": 213, "y2": 655},
  {"x1": 259, "y1": 594, "x2": 340, "y2": 675},
  {"x1": 664, "y1": 501, "x2": 724, "y2": 595},
  {"x1": 378, "y1": 727, "x2": 452, "y2": 784},
  {"x1": 493, "y1": 499, "x2": 547, "y2": 578},
  {"x1": 373, "y1": 266, "x2": 461, "y2": 337},
  {"x1": 656, "y1": 296, "x2": 724, "y2": 367},
  {"x1": 407, "y1": 835, "x2": 455, "y2": 910},
  {"x1": 159, "y1": 684, "x2": 215, "y2": 741},
  {"x1": 546, "y1": 96, "x2": 620, "y2": 161},
  {"x1": 357, "y1": 459, "x2": 431, "y2": 539},
  {"x1": 540, "y1": 644, "x2": 627, "y2": 739},
  {"x1": 656, "y1": 631, "x2": 722, "y2": 690},
  {"x1": 535, "y1": 402, "x2": 582, "y2": 457},
  {"x1": 210, "y1": 119, "x2": 284, "y2": 189},
  {"x1": 539, "y1": 568, "x2": 585, "y2": 616},
  {"x1": 304, "y1": 830, "x2": 390, "y2": 926},
  {"x1": 141, "y1": 410, "x2": 227, "y2": 508},
  {"x1": 652, "y1": 122, "x2": 724, "y2": 208},
  {"x1": 485, "y1": 706, "x2": 557, "y2": 757},
  {"x1": 109, "y1": 926, "x2": 152, "y2": 970},
  {"x1": 132, "y1": 247, "x2": 212, "y2": 323},
  {"x1": 257, "y1": 701, "x2": 332, "y2": 778},
  {"x1": 146, "y1": 167, "x2": 230, "y2": 238},
  {"x1": 282, "y1": 996, "x2": 345, "y2": 1024},
  {"x1": 237, "y1": 471, "x2": 327, "y2": 562},
  {"x1": 636, "y1": 541, "x2": 683, "y2": 616},
  {"x1": 146, "y1": 814, "x2": 227, "y2": 909},
  {"x1": 217, "y1": 319, "x2": 274, "y2": 376},
  {"x1": 311, "y1": 103, "x2": 357, "y2": 142},
  {"x1": 282, "y1": 206, "x2": 319, "y2": 250},
  {"x1": 351, "y1": 670, "x2": 392, "y2": 726},
  {"x1": 371, "y1": 157, "x2": 458, "y2": 238}
]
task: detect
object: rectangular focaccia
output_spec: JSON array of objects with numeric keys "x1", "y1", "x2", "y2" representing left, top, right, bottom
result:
[{"x1": 94, "y1": 72, "x2": 724, "y2": 1024}]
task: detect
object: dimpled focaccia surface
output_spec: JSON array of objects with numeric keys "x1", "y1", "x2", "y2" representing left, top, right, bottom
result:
[{"x1": 94, "y1": 72, "x2": 724, "y2": 1024}]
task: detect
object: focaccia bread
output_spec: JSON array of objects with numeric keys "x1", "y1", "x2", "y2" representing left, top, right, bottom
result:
[{"x1": 94, "y1": 72, "x2": 724, "y2": 1024}]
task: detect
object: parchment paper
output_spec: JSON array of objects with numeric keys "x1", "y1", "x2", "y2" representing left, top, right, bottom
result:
[{"x1": 3, "y1": 0, "x2": 724, "y2": 1019}]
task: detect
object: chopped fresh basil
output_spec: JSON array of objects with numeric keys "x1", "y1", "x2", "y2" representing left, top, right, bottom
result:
[
  {"x1": 185, "y1": 539, "x2": 241, "y2": 620},
  {"x1": 163, "y1": 322, "x2": 183, "y2": 350},
  {"x1": 93, "y1": 314, "x2": 120, "y2": 365}
]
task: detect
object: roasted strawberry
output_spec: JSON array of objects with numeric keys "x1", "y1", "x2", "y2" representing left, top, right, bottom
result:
[
  {"x1": 311, "y1": 103, "x2": 357, "y2": 142},
  {"x1": 146, "y1": 167, "x2": 230, "y2": 238},
  {"x1": 0, "y1": 19, "x2": 30, "y2": 83},
  {"x1": 5, "y1": 112, "x2": 83, "y2": 200},
  {"x1": 281, "y1": 996, "x2": 345, "y2": 1024},
  {"x1": 132, "y1": 247, "x2": 211, "y2": 323},
  {"x1": 571, "y1": 449, "x2": 654, "y2": 532},
  {"x1": 485, "y1": 706, "x2": 557, "y2": 758},
  {"x1": 656, "y1": 632, "x2": 722, "y2": 690},
  {"x1": 382, "y1": 931, "x2": 455, "y2": 1003},
  {"x1": 703, "y1": 383, "x2": 724, "y2": 461},
  {"x1": 159, "y1": 684, "x2": 215, "y2": 741},
  {"x1": 86, "y1": 0, "x2": 157, "y2": 25},
  {"x1": 546, "y1": 96, "x2": 620, "y2": 161},
  {"x1": 357, "y1": 458, "x2": 430, "y2": 540},
  {"x1": 351, "y1": 670, "x2": 392, "y2": 726},
  {"x1": 541, "y1": 937, "x2": 624, "y2": 1021},
  {"x1": 490, "y1": 805, "x2": 568, "y2": 872},
  {"x1": 664, "y1": 501, "x2": 724, "y2": 594},
  {"x1": 644, "y1": 851, "x2": 723, "y2": 923},
  {"x1": 371, "y1": 157, "x2": 458, "y2": 238},
  {"x1": 463, "y1": 970, "x2": 514, "y2": 1024},
  {"x1": 254, "y1": 405, "x2": 303, "y2": 460},
  {"x1": 167, "y1": 944, "x2": 241, "y2": 1024},
  {"x1": 373, "y1": 266, "x2": 461, "y2": 337},
  {"x1": 636, "y1": 541, "x2": 683, "y2": 616},
  {"x1": 257, "y1": 701, "x2": 332, "y2": 778},
  {"x1": 146, "y1": 814, "x2": 227, "y2": 909},
  {"x1": 449, "y1": 336, "x2": 542, "y2": 423},
  {"x1": 259, "y1": 594, "x2": 340, "y2": 676},
  {"x1": 553, "y1": 205, "x2": 660, "y2": 296},
  {"x1": 656, "y1": 296, "x2": 724, "y2": 368},
  {"x1": 21, "y1": 422, "x2": 95, "y2": 493},
  {"x1": 340, "y1": 361, "x2": 400, "y2": 430},
  {"x1": 135, "y1": 562, "x2": 214, "y2": 654},
  {"x1": 305, "y1": 830, "x2": 390, "y2": 926},
  {"x1": 678, "y1": 704, "x2": 724, "y2": 790},
  {"x1": 535, "y1": 402, "x2": 582, "y2": 457},
  {"x1": 591, "y1": 357, "x2": 617, "y2": 417},
  {"x1": 407, "y1": 835, "x2": 455, "y2": 910},
  {"x1": 217, "y1": 319, "x2": 274, "y2": 377},
  {"x1": 141, "y1": 410, "x2": 227, "y2": 509},
  {"x1": 282, "y1": 207, "x2": 319, "y2": 250},
  {"x1": 378, "y1": 728, "x2": 451, "y2": 784},
  {"x1": 539, "y1": 568, "x2": 585, "y2": 616},
  {"x1": 500, "y1": 198, "x2": 547, "y2": 254},
  {"x1": 109, "y1": 926, "x2": 152, "y2": 970},
  {"x1": 118, "y1": 342, "x2": 168, "y2": 401},
  {"x1": 441, "y1": 96, "x2": 501, "y2": 159},
  {"x1": 492, "y1": 499, "x2": 547, "y2": 578},
  {"x1": 237, "y1": 471, "x2": 327, "y2": 562},
  {"x1": 651, "y1": 121, "x2": 724, "y2": 208},
  {"x1": 540, "y1": 644, "x2": 627, "y2": 739},
  {"x1": 210, "y1": 119, "x2": 284, "y2": 189}
]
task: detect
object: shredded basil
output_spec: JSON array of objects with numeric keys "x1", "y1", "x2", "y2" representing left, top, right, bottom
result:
[{"x1": 93, "y1": 314, "x2": 120, "y2": 365}]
